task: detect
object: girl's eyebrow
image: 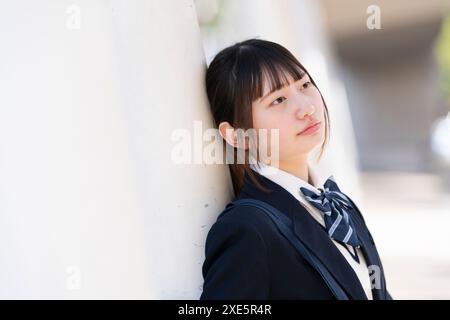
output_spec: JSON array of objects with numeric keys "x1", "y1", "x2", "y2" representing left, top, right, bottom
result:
[{"x1": 259, "y1": 74, "x2": 308, "y2": 102}]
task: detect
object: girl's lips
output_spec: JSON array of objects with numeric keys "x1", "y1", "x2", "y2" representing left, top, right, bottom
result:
[{"x1": 298, "y1": 121, "x2": 321, "y2": 135}]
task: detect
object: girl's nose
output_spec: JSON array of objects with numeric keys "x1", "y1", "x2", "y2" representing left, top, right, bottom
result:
[{"x1": 295, "y1": 102, "x2": 315, "y2": 119}]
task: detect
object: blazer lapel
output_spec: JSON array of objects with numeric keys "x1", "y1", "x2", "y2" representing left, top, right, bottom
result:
[
  {"x1": 290, "y1": 200, "x2": 369, "y2": 300},
  {"x1": 345, "y1": 197, "x2": 389, "y2": 300},
  {"x1": 237, "y1": 170, "x2": 370, "y2": 300}
]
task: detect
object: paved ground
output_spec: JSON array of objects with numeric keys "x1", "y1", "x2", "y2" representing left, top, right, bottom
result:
[{"x1": 359, "y1": 172, "x2": 450, "y2": 299}]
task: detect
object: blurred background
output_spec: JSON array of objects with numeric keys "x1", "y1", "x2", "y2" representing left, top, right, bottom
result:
[{"x1": 0, "y1": 0, "x2": 449, "y2": 299}]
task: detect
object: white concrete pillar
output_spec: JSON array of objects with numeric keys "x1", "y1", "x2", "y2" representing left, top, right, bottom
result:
[{"x1": 0, "y1": 0, "x2": 230, "y2": 298}]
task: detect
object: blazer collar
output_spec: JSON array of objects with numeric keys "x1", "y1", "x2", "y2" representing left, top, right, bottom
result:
[{"x1": 236, "y1": 169, "x2": 387, "y2": 300}]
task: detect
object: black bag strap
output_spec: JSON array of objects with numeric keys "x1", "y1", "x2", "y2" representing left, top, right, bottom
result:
[{"x1": 224, "y1": 198, "x2": 350, "y2": 300}]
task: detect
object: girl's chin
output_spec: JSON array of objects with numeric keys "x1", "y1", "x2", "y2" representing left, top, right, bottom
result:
[{"x1": 292, "y1": 136, "x2": 323, "y2": 150}]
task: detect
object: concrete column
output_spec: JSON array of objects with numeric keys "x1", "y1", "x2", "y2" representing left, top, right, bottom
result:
[{"x1": 0, "y1": 0, "x2": 230, "y2": 298}]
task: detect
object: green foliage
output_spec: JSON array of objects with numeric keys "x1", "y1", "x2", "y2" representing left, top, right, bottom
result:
[{"x1": 435, "y1": 14, "x2": 450, "y2": 103}]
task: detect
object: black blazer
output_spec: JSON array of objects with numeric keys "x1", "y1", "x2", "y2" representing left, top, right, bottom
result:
[{"x1": 200, "y1": 169, "x2": 393, "y2": 300}]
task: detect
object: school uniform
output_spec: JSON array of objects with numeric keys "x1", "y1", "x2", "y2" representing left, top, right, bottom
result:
[{"x1": 200, "y1": 163, "x2": 393, "y2": 300}]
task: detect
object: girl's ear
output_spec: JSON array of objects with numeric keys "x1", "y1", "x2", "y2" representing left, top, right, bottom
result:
[
  {"x1": 218, "y1": 121, "x2": 249, "y2": 150},
  {"x1": 218, "y1": 121, "x2": 237, "y2": 147}
]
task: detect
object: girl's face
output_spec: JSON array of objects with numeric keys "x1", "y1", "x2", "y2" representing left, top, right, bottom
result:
[{"x1": 251, "y1": 72, "x2": 326, "y2": 164}]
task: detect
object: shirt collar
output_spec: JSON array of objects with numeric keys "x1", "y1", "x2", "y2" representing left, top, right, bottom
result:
[{"x1": 249, "y1": 160, "x2": 326, "y2": 202}]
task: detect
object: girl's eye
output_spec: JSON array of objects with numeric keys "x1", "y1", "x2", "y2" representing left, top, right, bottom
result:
[
  {"x1": 270, "y1": 96, "x2": 286, "y2": 106},
  {"x1": 302, "y1": 81, "x2": 312, "y2": 89}
]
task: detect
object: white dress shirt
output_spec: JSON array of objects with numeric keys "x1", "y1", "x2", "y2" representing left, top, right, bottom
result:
[{"x1": 250, "y1": 161, "x2": 373, "y2": 300}]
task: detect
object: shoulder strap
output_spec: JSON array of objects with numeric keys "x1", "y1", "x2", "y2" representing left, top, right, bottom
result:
[{"x1": 224, "y1": 198, "x2": 350, "y2": 300}]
